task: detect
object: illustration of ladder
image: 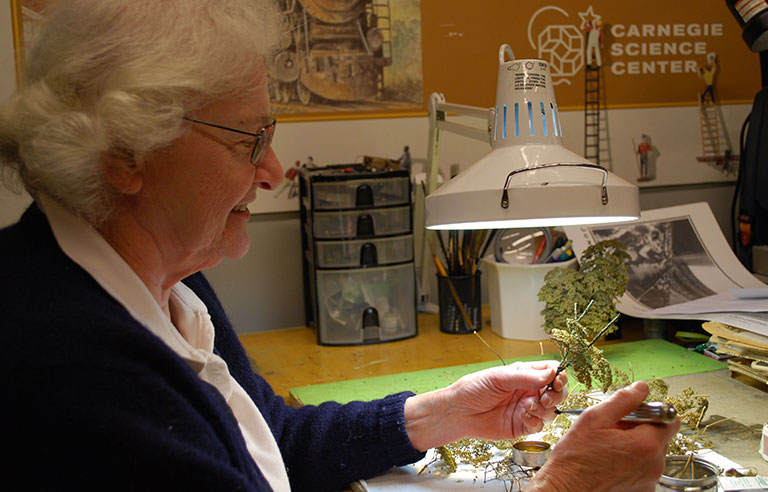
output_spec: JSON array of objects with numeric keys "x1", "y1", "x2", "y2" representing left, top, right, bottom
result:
[
  {"x1": 697, "y1": 97, "x2": 736, "y2": 173},
  {"x1": 367, "y1": 1, "x2": 392, "y2": 96},
  {"x1": 584, "y1": 66, "x2": 600, "y2": 163}
]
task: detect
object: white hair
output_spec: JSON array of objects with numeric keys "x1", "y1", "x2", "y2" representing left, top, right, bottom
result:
[{"x1": 0, "y1": 0, "x2": 281, "y2": 224}]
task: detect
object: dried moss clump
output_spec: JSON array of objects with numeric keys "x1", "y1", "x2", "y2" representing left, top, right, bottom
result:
[
  {"x1": 667, "y1": 432, "x2": 714, "y2": 455},
  {"x1": 434, "y1": 439, "x2": 496, "y2": 473},
  {"x1": 666, "y1": 387, "x2": 709, "y2": 430},
  {"x1": 645, "y1": 378, "x2": 670, "y2": 402},
  {"x1": 642, "y1": 379, "x2": 713, "y2": 454},
  {"x1": 541, "y1": 413, "x2": 573, "y2": 444}
]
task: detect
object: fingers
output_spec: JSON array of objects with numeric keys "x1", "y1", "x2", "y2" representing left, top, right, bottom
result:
[
  {"x1": 515, "y1": 360, "x2": 561, "y2": 372},
  {"x1": 522, "y1": 410, "x2": 545, "y2": 434},
  {"x1": 587, "y1": 381, "x2": 649, "y2": 427},
  {"x1": 521, "y1": 397, "x2": 547, "y2": 433},
  {"x1": 538, "y1": 368, "x2": 568, "y2": 411},
  {"x1": 524, "y1": 394, "x2": 560, "y2": 423},
  {"x1": 488, "y1": 362, "x2": 559, "y2": 392},
  {"x1": 539, "y1": 386, "x2": 565, "y2": 409},
  {"x1": 630, "y1": 410, "x2": 681, "y2": 443}
]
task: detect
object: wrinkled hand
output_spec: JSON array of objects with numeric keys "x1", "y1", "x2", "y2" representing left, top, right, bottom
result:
[
  {"x1": 404, "y1": 361, "x2": 567, "y2": 451},
  {"x1": 527, "y1": 381, "x2": 680, "y2": 492}
]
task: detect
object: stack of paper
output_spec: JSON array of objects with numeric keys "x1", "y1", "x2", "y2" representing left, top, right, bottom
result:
[{"x1": 702, "y1": 321, "x2": 768, "y2": 385}]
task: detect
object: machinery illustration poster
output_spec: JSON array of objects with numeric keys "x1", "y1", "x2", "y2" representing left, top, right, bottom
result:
[
  {"x1": 420, "y1": 0, "x2": 760, "y2": 109},
  {"x1": 11, "y1": 0, "x2": 425, "y2": 121},
  {"x1": 269, "y1": 0, "x2": 424, "y2": 120}
]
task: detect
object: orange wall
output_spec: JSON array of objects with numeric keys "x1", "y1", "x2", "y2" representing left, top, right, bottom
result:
[{"x1": 421, "y1": 1, "x2": 760, "y2": 109}]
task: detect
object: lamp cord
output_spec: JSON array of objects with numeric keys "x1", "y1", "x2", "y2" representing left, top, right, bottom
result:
[{"x1": 730, "y1": 112, "x2": 751, "y2": 252}]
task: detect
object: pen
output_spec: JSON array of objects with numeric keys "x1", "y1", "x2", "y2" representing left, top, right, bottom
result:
[{"x1": 531, "y1": 236, "x2": 547, "y2": 264}]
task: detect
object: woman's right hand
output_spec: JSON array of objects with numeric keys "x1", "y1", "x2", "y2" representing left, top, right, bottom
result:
[{"x1": 526, "y1": 381, "x2": 680, "y2": 492}]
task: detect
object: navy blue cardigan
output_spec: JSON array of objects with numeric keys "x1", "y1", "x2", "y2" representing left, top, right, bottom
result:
[{"x1": 0, "y1": 204, "x2": 424, "y2": 491}]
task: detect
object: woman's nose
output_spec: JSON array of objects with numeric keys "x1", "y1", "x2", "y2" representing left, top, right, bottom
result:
[{"x1": 253, "y1": 147, "x2": 283, "y2": 190}]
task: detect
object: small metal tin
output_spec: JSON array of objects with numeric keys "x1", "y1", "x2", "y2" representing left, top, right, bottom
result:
[
  {"x1": 656, "y1": 455, "x2": 719, "y2": 492},
  {"x1": 511, "y1": 441, "x2": 551, "y2": 468}
]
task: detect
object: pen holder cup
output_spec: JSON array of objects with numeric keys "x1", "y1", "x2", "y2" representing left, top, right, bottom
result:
[
  {"x1": 483, "y1": 257, "x2": 578, "y2": 340},
  {"x1": 437, "y1": 272, "x2": 482, "y2": 334}
]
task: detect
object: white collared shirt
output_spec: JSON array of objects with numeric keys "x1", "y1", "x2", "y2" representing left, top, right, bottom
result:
[{"x1": 39, "y1": 194, "x2": 291, "y2": 492}]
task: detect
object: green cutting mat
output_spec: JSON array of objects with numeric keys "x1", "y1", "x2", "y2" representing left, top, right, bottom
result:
[{"x1": 291, "y1": 339, "x2": 726, "y2": 406}]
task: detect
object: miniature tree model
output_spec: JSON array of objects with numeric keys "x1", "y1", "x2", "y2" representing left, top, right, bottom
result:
[
  {"x1": 422, "y1": 240, "x2": 712, "y2": 480},
  {"x1": 538, "y1": 240, "x2": 631, "y2": 391}
]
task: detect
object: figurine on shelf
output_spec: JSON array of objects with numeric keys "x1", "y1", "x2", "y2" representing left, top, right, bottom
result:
[
  {"x1": 399, "y1": 145, "x2": 411, "y2": 172},
  {"x1": 274, "y1": 159, "x2": 302, "y2": 199},
  {"x1": 634, "y1": 134, "x2": 653, "y2": 182},
  {"x1": 698, "y1": 52, "x2": 718, "y2": 104},
  {"x1": 583, "y1": 18, "x2": 604, "y2": 68}
]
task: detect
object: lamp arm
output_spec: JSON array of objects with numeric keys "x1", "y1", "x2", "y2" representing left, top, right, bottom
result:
[
  {"x1": 425, "y1": 92, "x2": 493, "y2": 195},
  {"x1": 419, "y1": 93, "x2": 493, "y2": 310},
  {"x1": 435, "y1": 101, "x2": 492, "y2": 120},
  {"x1": 500, "y1": 163, "x2": 610, "y2": 209}
]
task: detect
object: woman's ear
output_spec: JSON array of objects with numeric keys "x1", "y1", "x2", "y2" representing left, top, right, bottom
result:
[{"x1": 102, "y1": 152, "x2": 142, "y2": 195}]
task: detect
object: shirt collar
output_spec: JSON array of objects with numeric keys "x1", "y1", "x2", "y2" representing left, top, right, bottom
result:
[{"x1": 38, "y1": 194, "x2": 232, "y2": 398}]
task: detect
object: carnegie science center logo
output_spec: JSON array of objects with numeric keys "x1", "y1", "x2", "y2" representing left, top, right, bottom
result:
[{"x1": 527, "y1": 5, "x2": 725, "y2": 85}]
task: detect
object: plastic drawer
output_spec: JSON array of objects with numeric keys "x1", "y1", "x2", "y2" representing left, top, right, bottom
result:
[
  {"x1": 311, "y1": 177, "x2": 410, "y2": 210},
  {"x1": 315, "y1": 235, "x2": 413, "y2": 268},
  {"x1": 312, "y1": 206, "x2": 411, "y2": 239},
  {"x1": 316, "y1": 263, "x2": 416, "y2": 345}
]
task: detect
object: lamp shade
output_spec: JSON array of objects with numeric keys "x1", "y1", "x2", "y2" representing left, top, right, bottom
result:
[{"x1": 425, "y1": 45, "x2": 639, "y2": 230}]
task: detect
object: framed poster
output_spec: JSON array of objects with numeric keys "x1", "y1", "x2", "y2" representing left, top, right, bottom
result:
[
  {"x1": 10, "y1": 0, "x2": 49, "y2": 86},
  {"x1": 270, "y1": 0, "x2": 424, "y2": 122},
  {"x1": 11, "y1": 0, "x2": 426, "y2": 123}
]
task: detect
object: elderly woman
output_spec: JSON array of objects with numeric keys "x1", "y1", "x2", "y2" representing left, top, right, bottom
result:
[{"x1": 0, "y1": 1, "x2": 677, "y2": 491}]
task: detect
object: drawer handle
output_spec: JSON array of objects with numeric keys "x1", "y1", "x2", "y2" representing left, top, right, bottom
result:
[
  {"x1": 356, "y1": 214, "x2": 375, "y2": 237},
  {"x1": 356, "y1": 184, "x2": 374, "y2": 207},
  {"x1": 360, "y1": 243, "x2": 378, "y2": 266}
]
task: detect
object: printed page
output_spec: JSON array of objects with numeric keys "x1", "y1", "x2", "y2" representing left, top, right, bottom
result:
[{"x1": 564, "y1": 202, "x2": 767, "y2": 333}]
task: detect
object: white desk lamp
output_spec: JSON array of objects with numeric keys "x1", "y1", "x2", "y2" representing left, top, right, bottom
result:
[{"x1": 424, "y1": 44, "x2": 640, "y2": 230}]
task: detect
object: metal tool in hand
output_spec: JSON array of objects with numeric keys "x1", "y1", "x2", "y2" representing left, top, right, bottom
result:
[{"x1": 555, "y1": 401, "x2": 678, "y2": 424}]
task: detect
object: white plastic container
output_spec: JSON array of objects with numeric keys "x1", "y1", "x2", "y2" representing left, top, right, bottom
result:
[{"x1": 483, "y1": 257, "x2": 577, "y2": 340}]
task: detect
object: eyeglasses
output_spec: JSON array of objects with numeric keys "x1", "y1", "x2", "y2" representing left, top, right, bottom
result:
[{"x1": 182, "y1": 116, "x2": 276, "y2": 165}]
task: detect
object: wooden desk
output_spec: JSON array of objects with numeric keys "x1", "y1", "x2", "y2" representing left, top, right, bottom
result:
[
  {"x1": 238, "y1": 307, "x2": 643, "y2": 405},
  {"x1": 239, "y1": 310, "x2": 768, "y2": 479}
]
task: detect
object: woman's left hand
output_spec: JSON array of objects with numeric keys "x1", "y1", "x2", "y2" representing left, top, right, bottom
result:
[{"x1": 404, "y1": 361, "x2": 567, "y2": 451}]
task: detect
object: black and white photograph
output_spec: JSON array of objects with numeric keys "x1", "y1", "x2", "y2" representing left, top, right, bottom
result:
[{"x1": 590, "y1": 218, "x2": 717, "y2": 309}]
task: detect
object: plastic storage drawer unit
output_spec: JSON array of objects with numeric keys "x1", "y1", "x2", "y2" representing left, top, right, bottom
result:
[
  {"x1": 300, "y1": 164, "x2": 417, "y2": 345},
  {"x1": 315, "y1": 264, "x2": 416, "y2": 345}
]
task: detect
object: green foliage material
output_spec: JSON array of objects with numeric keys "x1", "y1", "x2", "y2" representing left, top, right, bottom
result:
[
  {"x1": 538, "y1": 240, "x2": 630, "y2": 338},
  {"x1": 538, "y1": 240, "x2": 631, "y2": 391}
]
